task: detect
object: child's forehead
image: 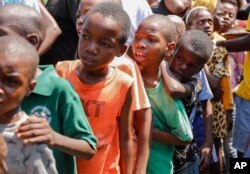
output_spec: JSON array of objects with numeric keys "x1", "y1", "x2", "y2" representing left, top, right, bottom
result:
[
  {"x1": 85, "y1": 13, "x2": 120, "y2": 30},
  {"x1": 222, "y1": 2, "x2": 237, "y2": 12}
]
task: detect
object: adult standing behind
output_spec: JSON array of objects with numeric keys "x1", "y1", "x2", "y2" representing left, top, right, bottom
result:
[
  {"x1": 217, "y1": 14, "x2": 250, "y2": 158},
  {"x1": 2, "y1": 0, "x2": 62, "y2": 57},
  {"x1": 41, "y1": 0, "x2": 80, "y2": 65}
]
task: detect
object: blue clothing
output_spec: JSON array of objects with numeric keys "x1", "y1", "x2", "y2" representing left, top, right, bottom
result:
[
  {"x1": 233, "y1": 95, "x2": 250, "y2": 152},
  {"x1": 4, "y1": 0, "x2": 40, "y2": 11}
]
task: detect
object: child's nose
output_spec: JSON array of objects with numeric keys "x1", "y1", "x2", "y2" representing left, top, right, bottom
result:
[{"x1": 86, "y1": 41, "x2": 98, "y2": 55}]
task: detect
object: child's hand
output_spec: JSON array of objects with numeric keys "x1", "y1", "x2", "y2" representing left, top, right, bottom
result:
[
  {"x1": 199, "y1": 142, "x2": 212, "y2": 171},
  {"x1": 16, "y1": 116, "x2": 56, "y2": 147}
]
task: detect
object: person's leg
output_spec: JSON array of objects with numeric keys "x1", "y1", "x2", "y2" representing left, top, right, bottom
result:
[
  {"x1": 233, "y1": 96, "x2": 250, "y2": 155},
  {"x1": 210, "y1": 138, "x2": 224, "y2": 174},
  {"x1": 174, "y1": 157, "x2": 200, "y2": 174},
  {"x1": 223, "y1": 107, "x2": 237, "y2": 174},
  {"x1": 223, "y1": 130, "x2": 237, "y2": 174}
]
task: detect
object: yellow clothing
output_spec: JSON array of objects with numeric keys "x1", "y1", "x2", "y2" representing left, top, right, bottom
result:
[
  {"x1": 246, "y1": 13, "x2": 250, "y2": 31},
  {"x1": 236, "y1": 14, "x2": 250, "y2": 100},
  {"x1": 192, "y1": 0, "x2": 217, "y2": 12}
]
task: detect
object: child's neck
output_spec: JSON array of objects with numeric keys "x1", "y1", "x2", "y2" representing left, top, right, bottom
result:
[
  {"x1": 77, "y1": 64, "x2": 114, "y2": 85},
  {"x1": 141, "y1": 67, "x2": 161, "y2": 88},
  {"x1": 0, "y1": 107, "x2": 22, "y2": 124}
]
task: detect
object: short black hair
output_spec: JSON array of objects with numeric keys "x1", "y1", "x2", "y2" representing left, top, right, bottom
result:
[
  {"x1": 0, "y1": 35, "x2": 39, "y2": 81},
  {"x1": 167, "y1": 15, "x2": 186, "y2": 40},
  {"x1": 143, "y1": 14, "x2": 176, "y2": 43},
  {"x1": 176, "y1": 29, "x2": 213, "y2": 63},
  {"x1": 85, "y1": 2, "x2": 131, "y2": 45},
  {"x1": 0, "y1": 4, "x2": 46, "y2": 42}
]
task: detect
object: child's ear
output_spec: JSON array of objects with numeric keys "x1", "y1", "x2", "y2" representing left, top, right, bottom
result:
[
  {"x1": 26, "y1": 34, "x2": 40, "y2": 50},
  {"x1": 116, "y1": 44, "x2": 128, "y2": 57},
  {"x1": 164, "y1": 42, "x2": 176, "y2": 58},
  {"x1": 25, "y1": 80, "x2": 37, "y2": 97}
]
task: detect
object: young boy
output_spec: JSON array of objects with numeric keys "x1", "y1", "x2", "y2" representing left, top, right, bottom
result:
[
  {"x1": 186, "y1": 7, "x2": 235, "y2": 173},
  {"x1": 132, "y1": 14, "x2": 193, "y2": 174},
  {"x1": 0, "y1": 35, "x2": 57, "y2": 174},
  {"x1": 0, "y1": 4, "x2": 97, "y2": 174},
  {"x1": 71, "y1": 0, "x2": 152, "y2": 173},
  {"x1": 56, "y1": 2, "x2": 134, "y2": 174}
]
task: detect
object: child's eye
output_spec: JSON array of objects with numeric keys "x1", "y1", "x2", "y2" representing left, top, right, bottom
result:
[
  {"x1": 198, "y1": 21, "x2": 203, "y2": 25},
  {"x1": 177, "y1": 56, "x2": 183, "y2": 63},
  {"x1": 229, "y1": 13, "x2": 234, "y2": 18},
  {"x1": 134, "y1": 35, "x2": 141, "y2": 41},
  {"x1": 4, "y1": 77, "x2": 19, "y2": 87},
  {"x1": 81, "y1": 33, "x2": 89, "y2": 39},
  {"x1": 101, "y1": 42, "x2": 111, "y2": 48}
]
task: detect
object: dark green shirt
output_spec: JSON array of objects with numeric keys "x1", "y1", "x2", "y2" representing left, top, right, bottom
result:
[{"x1": 21, "y1": 65, "x2": 97, "y2": 174}]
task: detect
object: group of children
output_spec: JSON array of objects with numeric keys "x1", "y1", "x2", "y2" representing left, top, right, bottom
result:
[{"x1": 0, "y1": 0, "x2": 249, "y2": 174}]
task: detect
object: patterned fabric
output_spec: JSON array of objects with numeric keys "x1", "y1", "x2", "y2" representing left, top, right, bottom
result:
[
  {"x1": 0, "y1": 112, "x2": 58, "y2": 174},
  {"x1": 207, "y1": 46, "x2": 230, "y2": 138}
]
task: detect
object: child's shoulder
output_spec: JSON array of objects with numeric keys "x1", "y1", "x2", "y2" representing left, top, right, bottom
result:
[
  {"x1": 36, "y1": 65, "x2": 79, "y2": 96},
  {"x1": 113, "y1": 67, "x2": 134, "y2": 86},
  {"x1": 55, "y1": 60, "x2": 80, "y2": 79}
]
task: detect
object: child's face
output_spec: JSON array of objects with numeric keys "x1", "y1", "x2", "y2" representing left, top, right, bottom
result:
[
  {"x1": 76, "y1": 0, "x2": 97, "y2": 36},
  {"x1": 214, "y1": 5, "x2": 225, "y2": 32},
  {"x1": 132, "y1": 21, "x2": 168, "y2": 68},
  {"x1": 78, "y1": 13, "x2": 125, "y2": 71},
  {"x1": 220, "y1": 2, "x2": 237, "y2": 33},
  {"x1": 169, "y1": 43, "x2": 205, "y2": 82},
  {"x1": 0, "y1": 54, "x2": 32, "y2": 116},
  {"x1": 188, "y1": 9, "x2": 214, "y2": 37}
]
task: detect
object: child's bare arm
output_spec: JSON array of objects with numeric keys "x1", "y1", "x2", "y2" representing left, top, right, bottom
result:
[
  {"x1": 0, "y1": 135, "x2": 7, "y2": 174},
  {"x1": 160, "y1": 61, "x2": 193, "y2": 98},
  {"x1": 199, "y1": 99, "x2": 213, "y2": 171},
  {"x1": 37, "y1": 0, "x2": 62, "y2": 56},
  {"x1": 133, "y1": 108, "x2": 152, "y2": 174},
  {"x1": 119, "y1": 87, "x2": 133, "y2": 174},
  {"x1": 153, "y1": 129, "x2": 191, "y2": 146},
  {"x1": 17, "y1": 116, "x2": 96, "y2": 159},
  {"x1": 203, "y1": 64, "x2": 223, "y2": 101}
]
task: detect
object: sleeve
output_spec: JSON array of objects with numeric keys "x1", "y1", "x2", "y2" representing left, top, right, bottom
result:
[
  {"x1": 59, "y1": 80, "x2": 98, "y2": 151},
  {"x1": 27, "y1": 144, "x2": 58, "y2": 174},
  {"x1": 131, "y1": 62, "x2": 151, "y2": 111},
  {"x1": 221, "y1": 76, "x2": 234, "y2": 110},
  {"x1": 246, "y1": 13, "x2": 250, "y2": 31},
  {"x1": 196, "y1": 69, "x2": 214, "y2": 101},
  {"x1": 168, "y1": 100, "x2": 193, "y2": 141}
]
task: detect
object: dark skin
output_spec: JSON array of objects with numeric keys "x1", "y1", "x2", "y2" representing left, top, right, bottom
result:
[
  {"x1": 78, "y1": 13, "x2": 133, "y2": 174},
  {"x1": 163, "y1": 41, "x2": 213, "y2": 170},
  {"x1": 0, "y1": 5, "x2": 96, "y2": 160},
  {"x1": 0, "y1": 135, "x2": 7, "y2": 174},
  {"x1": 75, "y1": 1, "x2": 152, "y2": 173},
  {"x1": 132, "y1": 20, "x2": 191, "y2": 146}
]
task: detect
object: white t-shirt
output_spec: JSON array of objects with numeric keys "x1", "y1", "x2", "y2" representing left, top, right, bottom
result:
[
  {"x1": 0, "y1": 112, "x2": 57, "y2": 174},
  {"x1": 121, "y1": 0, "x2": 153, "y2": 45}
]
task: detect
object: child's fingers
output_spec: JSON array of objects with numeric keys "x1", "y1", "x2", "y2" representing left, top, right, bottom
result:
[
  {"x1": 17, "y1": 128, "x2": 50, "y2": 139},
  {"x1": 17, "y1": 123, "x2": 49, "y2": 133},
  {"x1": 22, "y1": 135, "x2": 52, "y2": 145}
]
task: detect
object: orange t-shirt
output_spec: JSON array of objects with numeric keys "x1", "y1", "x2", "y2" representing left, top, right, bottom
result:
[
  {"x1": 110, "y1": 55, "x2": 150, "y2": 111},
  {"x1": 56, "y1": 60, "x2": 133, "y2": 174}
]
